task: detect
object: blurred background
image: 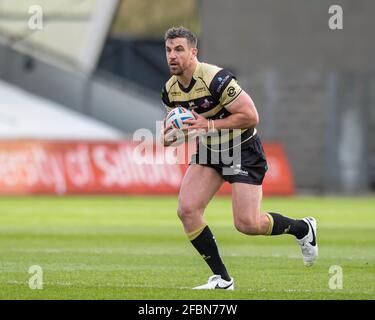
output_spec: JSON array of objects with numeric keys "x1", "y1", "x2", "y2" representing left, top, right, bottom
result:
[{"x1": 0, "y1": 0, "x2": 374, "y2": 195}]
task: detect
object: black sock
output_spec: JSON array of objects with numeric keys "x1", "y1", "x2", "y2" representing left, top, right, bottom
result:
[
  {"x1": 268, "y1": 212, "x2": 309, "y2": 239},
  {"x1": 190, "y1": 226, "x2": 231, "y2": 281}
]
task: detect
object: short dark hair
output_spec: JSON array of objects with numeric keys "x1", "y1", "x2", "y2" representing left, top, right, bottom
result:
[{"x1": 164, "y1": 26, "x2": 197, "y2": 48}]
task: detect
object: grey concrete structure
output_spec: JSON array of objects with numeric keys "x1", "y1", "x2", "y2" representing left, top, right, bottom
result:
[
  {"x1": 200, "y1": 0, "x2": 375, "y2": 193},
  {"x1": 0, "y1": 43, "x2": 164, "y2": 135}
]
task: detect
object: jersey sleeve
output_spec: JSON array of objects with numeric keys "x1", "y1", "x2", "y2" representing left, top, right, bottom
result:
[
  {"x1": 209, "y1": 69, "x2": 242, "y2": 108},
  {"x1": 161, "y1": 86, "x2": 174, "y2": 112}
]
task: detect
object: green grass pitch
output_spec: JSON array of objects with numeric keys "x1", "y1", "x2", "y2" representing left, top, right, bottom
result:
[{"x1": 0, "y1": 195, "x2": 374, "y2": 300}]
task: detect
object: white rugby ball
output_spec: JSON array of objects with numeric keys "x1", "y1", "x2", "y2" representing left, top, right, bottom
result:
[{"x1": 165, "y1": 107, "x2": 195, "y2": 130}]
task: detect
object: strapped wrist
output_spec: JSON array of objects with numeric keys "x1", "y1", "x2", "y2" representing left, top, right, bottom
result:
[{"x1": 207, "y1": 119, "x2": 215, "y2": 133}]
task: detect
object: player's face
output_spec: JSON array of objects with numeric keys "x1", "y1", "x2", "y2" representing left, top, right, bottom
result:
[{"x1": 165, "y1": 38, "x2": 196, "y2": 76}]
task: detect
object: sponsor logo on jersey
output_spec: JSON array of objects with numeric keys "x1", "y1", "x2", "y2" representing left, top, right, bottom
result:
[
  {"x1": 216, "y1": 75, "x2": 230, "y2": 93},
  {"x1": 230, "y1": 164, "x2": 248, "y2": 176},
  {"x1": 195, "y1": 87, "x2": 206, "y2": 93},
  {"x1": 188, "y1": 101, "x2": 196, "y2": 109},
  {"x1": 227, "y1": 86, "x2": 236, "y2": 97},
  {"x1": 200, "y1": 98, "x2": 212, "y2": 109}
]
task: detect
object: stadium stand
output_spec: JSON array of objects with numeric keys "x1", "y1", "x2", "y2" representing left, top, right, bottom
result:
[{"x1": 0, "y1": 79, "x2": 123, "y2": 140}]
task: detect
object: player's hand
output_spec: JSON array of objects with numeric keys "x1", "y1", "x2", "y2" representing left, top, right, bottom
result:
[
  {"x1": 161, "y1": 120, "x2": 176, "y2": 146},
  {"x1": 161, "y1": 121, "x2": 185, "y2": 147},
  {"x1": 182, "y1": 110, "x2": 208, "y2": 132}
]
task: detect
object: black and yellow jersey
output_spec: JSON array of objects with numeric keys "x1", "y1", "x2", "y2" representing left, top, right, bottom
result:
[{"x1": 161, "y1": 62, "x2": 255, "y2": 148}]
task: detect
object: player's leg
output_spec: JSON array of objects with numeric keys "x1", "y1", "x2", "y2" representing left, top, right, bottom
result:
[
  {"x1": 231, "y1": 183, "x2": 318, "y2": 266},
  {"x1": 178, "y1": 164, "x2": 233, "y2": 288},
  {"x1": 178, "y1": 164, "x2": 223, "y2": 233},
  {"x1": 231, "y1": 183, "x2": 307, "y2": 236},
  {"x1": 231, "y1": 183, "x2": 269, "y2": 235}
]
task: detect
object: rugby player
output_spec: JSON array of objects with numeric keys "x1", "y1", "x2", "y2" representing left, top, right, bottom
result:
[{"x1": 161, "y1": 26, "x2": 318, "y2": 290}]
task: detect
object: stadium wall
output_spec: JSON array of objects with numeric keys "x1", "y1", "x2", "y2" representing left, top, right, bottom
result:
[
  {"x1": 200, "y1": 0, "x2": 375, "y2": 193},
  {"x1": 0, "y1": 141, "x2": 294, "y2": 196}
]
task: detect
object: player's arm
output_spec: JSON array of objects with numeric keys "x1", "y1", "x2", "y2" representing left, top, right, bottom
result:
[
  {"x1": 184, "y1": 91, "x2": 259, "y2": 131},
  {"x1": 183, "y1": 69, "x2": 259, "y2": 131},
  {"x1": 160, "y1": 85, "x2": 179, "y2": 147},
  {"x1": 211, "y1": 91, "x2": 259, "y2": 129}
]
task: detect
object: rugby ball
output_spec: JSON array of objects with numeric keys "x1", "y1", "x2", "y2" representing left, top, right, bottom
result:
[{"x1": 165, "y1": 107, "x2": 195, "y2": 130}]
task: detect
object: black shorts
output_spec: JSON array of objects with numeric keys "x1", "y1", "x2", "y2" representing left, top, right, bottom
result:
[{"x1": 190, "y1": 135, "x2": 268, "y2": 185}]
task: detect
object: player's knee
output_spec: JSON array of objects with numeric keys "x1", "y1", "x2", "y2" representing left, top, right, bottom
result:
[
  {"x1": 234, "y1": 218, "x2": 261, "y2": 235},
  {"x1": 177, "y1": 200, "x2": 202, "y2": 222}
]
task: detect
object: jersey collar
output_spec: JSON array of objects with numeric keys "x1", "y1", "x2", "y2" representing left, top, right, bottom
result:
[{"x1": 177, "y1": 62, "x2": 201, "y2": 93}]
